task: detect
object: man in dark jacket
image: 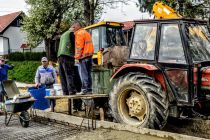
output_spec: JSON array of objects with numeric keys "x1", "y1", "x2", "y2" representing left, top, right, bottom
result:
[
  {"x1": 57, "y1": 28, "x2": 77, "y2": 95},
  {"x1": 0, "y1": 57, "x2": 14, "y2": 103}
]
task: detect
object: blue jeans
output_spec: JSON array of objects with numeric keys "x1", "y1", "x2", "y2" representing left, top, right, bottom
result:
[{"x1": 78, "y1": 58, "x2": 92, "y2": 93}]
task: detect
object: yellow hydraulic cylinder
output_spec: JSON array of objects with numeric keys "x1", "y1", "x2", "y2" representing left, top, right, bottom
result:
[
  {"x1": 97, "y1": 51, "x2": 103, "y2": 65},
  {"x1": 153, "y1": 2, "x2": 182, "y2": 19}
]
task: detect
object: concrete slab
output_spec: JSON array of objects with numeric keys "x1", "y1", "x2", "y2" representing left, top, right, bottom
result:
[{"x1": 35, "y1": 110, "x2": 208, "y2": 140}]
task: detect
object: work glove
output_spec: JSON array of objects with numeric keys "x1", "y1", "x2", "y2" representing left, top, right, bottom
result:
[
  {"x1": 75, "y1": 59, "x2": 79, "y2": 65},
  {"x1": 35, "y1": 83, "x2": 41, "y2": 88}
]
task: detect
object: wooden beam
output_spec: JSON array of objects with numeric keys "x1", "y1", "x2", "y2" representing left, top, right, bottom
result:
[{"x1": 45, "y1": 94, "x2": 109, "y2": 100}]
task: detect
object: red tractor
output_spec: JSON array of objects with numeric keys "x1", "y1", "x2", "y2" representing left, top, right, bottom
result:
[{"x1": 109, "y1": 18, "x2": 210, "y2": 129}]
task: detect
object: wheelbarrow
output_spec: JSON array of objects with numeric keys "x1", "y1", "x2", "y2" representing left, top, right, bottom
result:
[{"x1": 2, "y1": 80, "x2": 35, "y2": 127}]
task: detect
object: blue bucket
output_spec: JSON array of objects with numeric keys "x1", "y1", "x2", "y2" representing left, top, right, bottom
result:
[
  {"x1": 28, "y1": 86, "x2": 50, "y2": 110},
  {"x1": 45, "y1": 89, "x2": 51, "y2": 96}
]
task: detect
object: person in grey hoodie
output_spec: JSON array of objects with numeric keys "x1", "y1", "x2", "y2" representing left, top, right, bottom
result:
[{"x1": 35, "y1": 57, "x2": 57, "y2": 88}]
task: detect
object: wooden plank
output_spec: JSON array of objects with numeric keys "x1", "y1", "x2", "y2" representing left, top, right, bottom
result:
[
  {"x1": 45, "y1": 94, "x2": 108, "y2": 117},
  {"x1": 45, "y1": 94, "x2": 109, "y2": 100},
  {"x1": 99, "y1": 108, "x2": 104, "y2": 121},
  {"x1": 50, "y1": 99, "x2": 55, "y2": 112}
]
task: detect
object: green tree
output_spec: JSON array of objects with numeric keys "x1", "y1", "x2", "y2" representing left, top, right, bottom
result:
[
  {"x1": 22, "y1": 0, "x2": 128, "y2": 60},
  {"x1": 137, "y1": 0, "x2": 209, "y2": 19},
  {"x1": 82, "y1": 0, "x2": 128, "y2": 25},
  {"x1": 22, "y1": 0, "x2": 84, "y2": 60}
]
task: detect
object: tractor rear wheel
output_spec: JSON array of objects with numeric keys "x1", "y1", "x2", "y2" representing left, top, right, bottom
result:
[{"x1": 109, "y1": 73, "x2": 169, "y2": 129}]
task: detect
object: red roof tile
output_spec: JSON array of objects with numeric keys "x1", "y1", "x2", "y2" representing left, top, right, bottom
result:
[
  {"x1": 20, "y1": 44, "x2": 29, "y2": 48},
  {"x1": 0, "y1": 11, "x2": 22, "y2": 33}
]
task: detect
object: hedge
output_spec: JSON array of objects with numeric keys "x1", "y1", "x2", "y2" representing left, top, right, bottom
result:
[
  {"x1": 8, "y1": 52, "x2": 46, "y2": 61},
  {"x1": 7, "y1": 61, "x2": 41, "y2": 83}
]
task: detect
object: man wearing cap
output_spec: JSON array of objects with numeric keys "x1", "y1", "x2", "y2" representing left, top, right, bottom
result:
[
  {"x1": 0, "y1": 57, "x2": 14, "y2": 113},
  {"x1": 35, "y1": 57, "x2": 57, "y2": 88}
]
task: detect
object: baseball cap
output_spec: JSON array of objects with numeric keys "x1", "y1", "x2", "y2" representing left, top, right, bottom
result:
[{"x1": 41, "y1": 57, "x2": 48, "y2": 62}]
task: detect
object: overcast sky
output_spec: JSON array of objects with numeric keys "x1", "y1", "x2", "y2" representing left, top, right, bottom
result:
[{"x1": 0, "y1": 0, "x2": 151, "y2": 21}]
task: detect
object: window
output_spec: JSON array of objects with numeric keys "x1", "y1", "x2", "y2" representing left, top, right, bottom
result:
[
  {"x1": 106, "y1": 27, "x2": 126, "y2": 48},
  {"x1": 158, "y1": 24, "x2": 186, "y2": 64},
  {"x1": 166, "y1": 69, "x2": 188, "y2": 102},
  {"x1": 91, "y1": 28, "x2": 100, "y2": 53},
  {"x1": 101, "y1": 27, "x2": 107, "y2": 49},
  {"x1": 185, "y1": 24, "x2": 210, "y2": 62},
  {"x1": 130, "y1": 23, "x2": 157, "y2": 60}
]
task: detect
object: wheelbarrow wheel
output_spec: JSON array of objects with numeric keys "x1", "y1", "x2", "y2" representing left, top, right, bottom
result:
[{"x1": 19, "y1": 111, "x2": 30, "y2": 128}]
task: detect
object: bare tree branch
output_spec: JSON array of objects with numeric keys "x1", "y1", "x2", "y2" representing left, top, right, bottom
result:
[{"x1": 94, "y1": 0, "x2": 99, "y2": 10}]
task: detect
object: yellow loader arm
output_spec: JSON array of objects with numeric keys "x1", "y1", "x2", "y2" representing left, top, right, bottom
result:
[
  {"x1": 152, "y1": 2, "x2": 182, "y2": 19},
  {"x1": 153, "y1": 2, "x2": 208, "y2": 43}
]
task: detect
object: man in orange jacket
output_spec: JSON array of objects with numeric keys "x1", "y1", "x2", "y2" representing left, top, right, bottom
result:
[{"x1": 72, "y1": 21, "x2": 94, "y2": 95}]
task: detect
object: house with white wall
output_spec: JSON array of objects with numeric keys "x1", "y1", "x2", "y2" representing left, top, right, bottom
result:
[{"x1": 0, "y1": 11, "x2": 45, "y2": 55}]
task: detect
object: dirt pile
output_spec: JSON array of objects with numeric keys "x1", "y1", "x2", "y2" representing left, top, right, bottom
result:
[{"x1": 164, "y1": 117, "x2": 210, "y2": 139}]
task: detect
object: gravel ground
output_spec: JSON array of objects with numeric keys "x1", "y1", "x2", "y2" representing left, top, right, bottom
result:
[{"x1": 164, "y1": 117, "x2": 210, "y2": 139}]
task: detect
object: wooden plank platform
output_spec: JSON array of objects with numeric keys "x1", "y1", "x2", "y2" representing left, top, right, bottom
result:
[
  {"x1": 45, "y1": 94, "x2": 109, "y2": 99},
  {"x1": 45, "y1": 94, "x2": 109, "y2": 116}
]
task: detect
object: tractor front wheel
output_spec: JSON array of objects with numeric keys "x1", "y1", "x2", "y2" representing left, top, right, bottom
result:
[{"x1": 109, "y1": 73, "x2": 169, "y2": 129}]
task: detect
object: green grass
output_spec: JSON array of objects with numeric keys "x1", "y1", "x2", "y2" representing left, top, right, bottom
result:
[{"x1": 7, "y1": 61, "x2": 41, "y2": 83}]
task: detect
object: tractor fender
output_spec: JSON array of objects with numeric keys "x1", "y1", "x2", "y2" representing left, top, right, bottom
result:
[
  {"x1": 111, "y1": 63, "x2": 166, "y2": 91},
  {"x1": 111, "y1": 63, "x2": 158, "y2": 80}
]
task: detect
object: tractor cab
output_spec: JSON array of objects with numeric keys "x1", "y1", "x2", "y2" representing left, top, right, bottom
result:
[
  {"x1": 85, "y1": 21, "x2": 128, "y2": 66},
  {"x1": 129, "y1": 18, "x2": 210, "y2": 112},
  {"x1": 110, "y1": 18, "x2": 210, "y2": 129},
  {"x1": 85, "y1": 21, "x2": 126, "y2": 52}
]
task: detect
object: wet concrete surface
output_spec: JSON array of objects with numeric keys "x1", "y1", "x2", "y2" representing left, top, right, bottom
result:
[{"x1": 65, "y1": 129, "x2": 166, "y2": 140}]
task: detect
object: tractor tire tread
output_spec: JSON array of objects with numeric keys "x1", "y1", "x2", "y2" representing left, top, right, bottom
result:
[{"x1": 109, "y1": 72, "x2": 169, "y2": 129}]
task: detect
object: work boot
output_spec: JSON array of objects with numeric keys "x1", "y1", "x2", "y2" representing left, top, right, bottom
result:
[
  {"x1": 76, "y1": 91, "x2": 92, "y2": 95},
  {"x1": 76, "y1": 92, "x2": 85, "y2": 95},
  {"x1": 69, "y1": 91, "x2": 76, "y2": 95},
  {"x1": 85, "y1": 91, "x2": 92, "y2": 95}
]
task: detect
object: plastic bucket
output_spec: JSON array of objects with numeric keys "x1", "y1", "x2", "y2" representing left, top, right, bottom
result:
[
  {"x1": 28, "y1": 86, "x2": 46, "y2": 98},
  {"x1": 45, "y1": 89, "x2": 55, "y2": 96},
  {"x1": 53, "y1": 84, "x2": 62, "y2": 96},
  {"x1": 28, "y1": 86, "x2": 49, "y2": 110}
]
